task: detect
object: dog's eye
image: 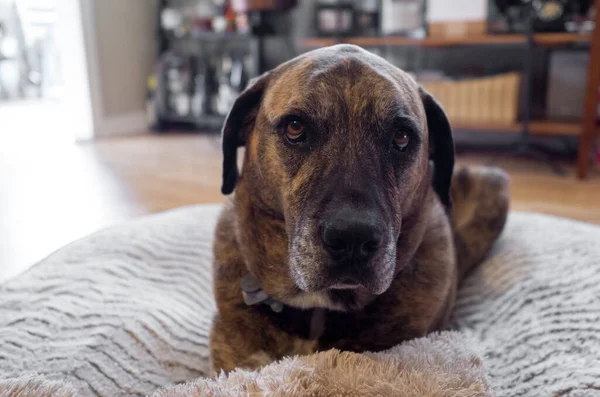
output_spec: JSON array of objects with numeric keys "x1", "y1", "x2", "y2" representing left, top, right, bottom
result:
[
  {"x1": 285, "y1": 118, "x2": 307, "y2": 144},
  {"x1": 393, "y1": 131, "x2": 410, "y2": 151}
]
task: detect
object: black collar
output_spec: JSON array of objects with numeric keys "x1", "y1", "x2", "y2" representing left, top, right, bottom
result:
[{"x1": 241, "y1": 273, "x2": 326, "y2": 340}]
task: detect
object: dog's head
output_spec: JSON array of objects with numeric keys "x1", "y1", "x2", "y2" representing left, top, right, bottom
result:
[{"x1": 222, "y1": 45, "x2": 454, "y2": 311}]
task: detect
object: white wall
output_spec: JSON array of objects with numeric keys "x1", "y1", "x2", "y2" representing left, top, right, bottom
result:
[
  {"x1": 94, "y1": 0, "x2": 157, "y2": 117},
  {"x1": 80, "y1": 0, "x2": 157, "y2": 138}
]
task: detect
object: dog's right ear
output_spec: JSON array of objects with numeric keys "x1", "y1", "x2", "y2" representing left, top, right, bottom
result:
[
  {"x1": 221, "y1": 72, "x2": 271, "y2": 195},
  {"x1": 419, "y1": 87, "x2": 455, "y2": 209}
]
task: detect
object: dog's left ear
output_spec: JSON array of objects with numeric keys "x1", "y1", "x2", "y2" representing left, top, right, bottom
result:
[
  {"x1": 420, "y1": 88, "x2": 455, "y2": 208},
  {"x1": 221, "y1": 72, "x2": 271, "y2": 195}
]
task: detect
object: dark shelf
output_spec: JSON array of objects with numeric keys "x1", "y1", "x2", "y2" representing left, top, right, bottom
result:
[
  {"x1": 161, "y1": 113, "x2": 225, "y2": 129},
  {"x1": 166, "y1": 31, "x2": 253, "y2": 42},
  {"x1": 451, "y1": 120, "x2": 584, "y2": 136},
  {"x1": 301, "y1": 32, "x2": 592, "y2": 49}
]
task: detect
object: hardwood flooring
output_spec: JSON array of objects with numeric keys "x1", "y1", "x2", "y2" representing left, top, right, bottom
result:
[{"x1": 1, "y1": 133, "x2": 599, "y2": 283}]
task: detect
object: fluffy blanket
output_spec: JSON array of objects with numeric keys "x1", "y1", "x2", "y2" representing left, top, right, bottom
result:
[
  {"x1": 0, "y1": 375, "x2": 76, "y2": 397},
  {"x1": 152, "y1": 332, "x2": 489, "y2": 397}
]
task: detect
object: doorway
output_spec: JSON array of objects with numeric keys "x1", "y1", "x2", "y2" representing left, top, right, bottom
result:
[{"x1": 0, "y1": 0, "x2": 94, "y2": 146}]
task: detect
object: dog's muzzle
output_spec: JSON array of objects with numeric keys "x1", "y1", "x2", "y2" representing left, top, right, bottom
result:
[{"x1": 319, "y1": 205, "x2": 386, "y2": 288}]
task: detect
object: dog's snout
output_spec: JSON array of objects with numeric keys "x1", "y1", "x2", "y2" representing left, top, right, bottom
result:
[{"x1": 320, "y1": 208, "x2": 383, "y2": 263}]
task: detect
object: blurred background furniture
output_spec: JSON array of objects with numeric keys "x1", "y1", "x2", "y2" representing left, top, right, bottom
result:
[
  {"x1": 146, "y1": 0, "x2": 600, "y2": 178},
  {"x1": 299, "y1": 0, "x2": 599, "y2": 178},
  {"x1": 148, "y1": 0, "x2": 296, "y2": 132}
]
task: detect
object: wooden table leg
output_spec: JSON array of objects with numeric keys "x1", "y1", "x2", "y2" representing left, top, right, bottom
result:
[{"x1": 578, "y1": 2, "x2": 600, "y2": 179}]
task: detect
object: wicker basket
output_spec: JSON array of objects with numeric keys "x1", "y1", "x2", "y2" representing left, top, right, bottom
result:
[{"x1": 420, "y1": 73, "x2": 521, "y2": 124}]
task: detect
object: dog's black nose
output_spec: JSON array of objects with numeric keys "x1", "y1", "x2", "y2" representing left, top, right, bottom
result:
[{"x1": 320, "y1": 208, "x2": 383, "y2": 263}]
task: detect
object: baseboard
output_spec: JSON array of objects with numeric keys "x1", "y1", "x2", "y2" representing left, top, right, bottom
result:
[{"x1": 96, "y1": 111, "x2": 148, "y2": 137}]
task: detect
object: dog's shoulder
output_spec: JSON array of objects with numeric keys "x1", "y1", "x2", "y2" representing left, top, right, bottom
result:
[
  {"x1": 213, "y1": 198, "x2": 238, "y2": 252},
  {"x1": 421, "y1": 193, "x2": 454, "y2": 256},
  {"x1": 212, "y1": 197, "x2": 246, "y2": 310}
]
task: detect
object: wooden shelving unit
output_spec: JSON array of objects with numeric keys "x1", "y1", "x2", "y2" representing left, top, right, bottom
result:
[
  {"x1": 528, "y1": 121, "x2": 586, "y2": 136},
  {"x1": 301, "y1": 37, "x2": 340, "y2": 48},
  {"x1": 299, "y1": 30, "x2": 600, "y2": 178},
  {"x1": 451, "y1": 120, "x2": 590, "y2": 136},
  {"x1": 301, "y1": 32, "x2": 591, "y2": 49}
]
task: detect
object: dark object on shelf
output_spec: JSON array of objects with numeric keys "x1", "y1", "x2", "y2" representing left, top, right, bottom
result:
[
  {"x1": 233, "y1": 0, "x2": 297, "y2": 12},
  {"x1": 152, "y1": 0, "x2": 297, "y2": 132},
  {"x1": 489, "y1": 0, "x2": 593, "y2": 33},
  {"x1": 149, "y1": 50, "x2": 251, "y2": 132},
  {"x1": 546, "y1": 50, "x2": 589, "y2": 120},
  {"x1": 315, "y1": 1, "x2": 356, "y2": 37},
  {"x1": 149, "y1": 52, "x2": 196, "y2": 131},
  {"x1": 314, "y1": 0, "x2": 380, "y2": 38},
  {"x1": 354, "y1": 0, "x2": 379, "y2": 36},
  {"x1": 490, "y1": 4, "x2": 566, "y2": 175},
  {"x1": 380, "y1": 0, "x2": 426, "y2": 38}
]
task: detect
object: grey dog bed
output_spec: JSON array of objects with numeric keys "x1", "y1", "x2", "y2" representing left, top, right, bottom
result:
[{"x1": 1, "y1": 205, "x2": 600, "y2": 396}]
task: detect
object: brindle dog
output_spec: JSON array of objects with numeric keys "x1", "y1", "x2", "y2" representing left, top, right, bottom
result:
[{"x1": 210, "y1": 44, "x2": 509, "y2": 373}]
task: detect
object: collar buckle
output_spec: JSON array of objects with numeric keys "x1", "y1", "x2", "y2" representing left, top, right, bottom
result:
[{"x1": 241, "y1": 273, "x2": 284, "y2": 313}]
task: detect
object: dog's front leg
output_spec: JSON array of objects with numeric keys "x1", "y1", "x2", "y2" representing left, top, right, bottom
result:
[
  {"x1": 209, "y1": 313, "x2": 275, "y2": 374},
  {"x1": 209, "y1": 312, "x2": 317, "y2": 374}
]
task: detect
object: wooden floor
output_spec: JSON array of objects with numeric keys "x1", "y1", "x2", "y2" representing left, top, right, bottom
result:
[{"x1": 1, "y1": 133, "x2": 599, "y2": 283}]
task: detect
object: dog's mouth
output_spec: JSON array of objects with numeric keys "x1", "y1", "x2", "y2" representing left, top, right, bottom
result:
[
  {"x1": 285, "y1": 265, "x2": 388, "y2": 311},
  {"x1": 328, "y1": 283, "x2": 361, "y2": 290},
  {"x1": 293, "y1": 262, "x2": 388, "y2": 293},
  {"x1": 326, "y1": 275, "x2": 363, "y2": 291}
]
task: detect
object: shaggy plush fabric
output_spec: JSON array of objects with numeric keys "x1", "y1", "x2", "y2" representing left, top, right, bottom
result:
[
  {"x1": 0, "y1": 375, "x2": 76, "y2": 397},
  {"x1": 1, "y1": 205, "x2": 599, "y2": 396},
  {"x1": 152, "y1": 331, "x2": 489, "y2": 397}
]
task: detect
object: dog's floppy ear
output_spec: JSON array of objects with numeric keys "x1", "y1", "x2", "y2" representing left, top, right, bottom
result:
[
  {"x1": 420, "y1": 88, "x2": 455, "y2": 208},
  {"x1": 221, "y1": 72, "x2": 271, "y2": 195}
]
